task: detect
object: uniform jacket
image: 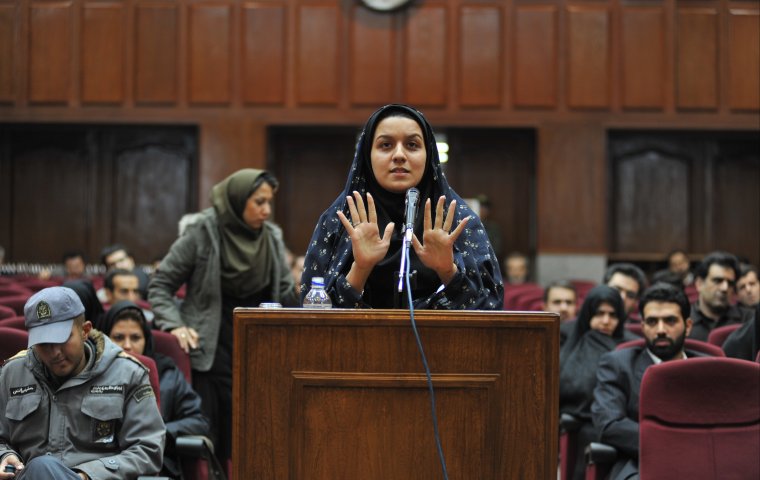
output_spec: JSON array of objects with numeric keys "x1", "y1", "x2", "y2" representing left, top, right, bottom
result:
[
  {"x1": 591, "y1": 346, "x2": 706, "y2": 479},
  {"x1": 149, "y1": 208, "x2": 298, "y2": 371},
  {"x1": 0, "y1": 330, "x2": 165, "y2": 479}
]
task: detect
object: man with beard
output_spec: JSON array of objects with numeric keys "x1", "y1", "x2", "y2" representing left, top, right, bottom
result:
[
  {"x1": 590, "y1": 283, "x2": 707, "y2": 480},
  {"x1": 689, "y1": 251, "x2": 753, "y2": 341}
]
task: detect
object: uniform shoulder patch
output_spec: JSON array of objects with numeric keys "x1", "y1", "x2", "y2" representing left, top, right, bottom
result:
[
  {"x1": 132, "y1": 384, "x2": 155, "y2": 403},
  {"x1": 118, "y1": 351, "x2": 148, "y2": 371},
  {"x1": 3, "y1": 349, "x2": 29, "y2": 367}
]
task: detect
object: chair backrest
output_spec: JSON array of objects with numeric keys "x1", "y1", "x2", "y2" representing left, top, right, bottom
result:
[
  {"x1": 639, "y1": 357, "x2": 760, "y2": 479},
  {"x1": 153, "y1": 329, "x2": 192, "y2": 383},
  {"x1": 0, "y1": 295, "x2": 32, "y2": 315},
  {"x1": 706, "y1": 323, "x2": 742, "y2": 347},
  {"x1": 132, "y1": 352, "x2": 161, "y2": 410},
  {"x1": 0, "y1": 285, "x2": 33, "y2": 298},
  {"x1": 0, "y1": 304, "x2": 17, "y2": 320},
  {"x1": 0, "y1": 316, "x2": 26, "y2": 330},
  {"x1": 0, "y1": 327, "x2": 29, "y2": 363},
  {"x1": 616, "y1": 338, "x2": 725, "y2": 357},
  {"x1": 12, "y1": 277, "x2": 62, "y2": 292},
  {"x1": 624, "y1": 322, "x2": 643, "y2": 337},
  {"x1": 503, "y1": 283, "x2": 543, "y2": 310}
]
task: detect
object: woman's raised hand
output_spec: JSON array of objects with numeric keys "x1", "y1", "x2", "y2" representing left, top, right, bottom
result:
[
  {"x1": 337, "y1": 191, "x2": 395, "y2": 270},
  {"x1": 412, "y1": 195, "x2": 469, "y2": 285}
]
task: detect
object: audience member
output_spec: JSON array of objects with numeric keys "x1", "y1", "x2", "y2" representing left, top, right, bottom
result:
[
  {"x1": 100, "y1": 244, "x2": 150, "y2": 299},
  {"x1": 543, "y1": 280, "x2": 577, "y2": 322},
  {"x1": 504, "y1": 251, "x2": 529, "y2": 285},
  {"x1": 560, "y1": 285, "x2": 638, "y2": 480},
  {"x1": 591, "y1": 283, "x2": 704, "y2": 480},
  {"x1": 149, "y1": 169, "x2": 298, "y2": 467},
  {"x1": 301, "y1": 104, "x2": 503, "y2": 309},
  {"x1": 603, "y1": 263, "x2": 647, "y2": 320},
  {"x1": 62, "y1": 251, "x2": 87, "y2": 280},
  {"x1": 736, "y1": 264, "x2": 759, "y2": 309},
  {"x1": 689, "y1": 251, "x2": 753, "y2": 341},
  {"x1": 476, "y1": 194, "x2": 503, "y2": 261},
  {"x1": 723, "y1": 302, "x2": 760, "y2": 361},
  {"x1": 0, "y1": 287, "x2": 164, "y2": 479},
  {"x1": 101, "y1": 301, "x2": 210, "y2": 478},
  {"x1": 104, "y1": 269, "x2": 141, "y2": 304},
  {"x1": 665, "y1": 249, "x2": 693, "y2": 286},
  {"x1": 62, "y1": 279, "x2": 105, "y2": 328}
]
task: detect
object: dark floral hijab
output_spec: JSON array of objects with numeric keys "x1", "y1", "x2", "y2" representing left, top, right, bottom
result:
[{"x1": 301, "y1": 104, "x2": 503, "y2": 308}]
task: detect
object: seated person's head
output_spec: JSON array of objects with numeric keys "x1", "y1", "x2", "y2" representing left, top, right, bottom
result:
[
  {"x1": 603, "y1": 263, "x2": 647, "y2": 316},
  {"x1": 638, "y1": 283, "x2": 693, "y2": 361},
  {"x1": 577, "y1": 285, "x2": 626, "y2": 337},
  {"x1": 24, "y1": 287, "x2": 93, "y2": 381},
  {"x1": 105, "y1": 269, "x2": 141, "y2": 304},
  {"x1": 667, "y1": 249, "x2": 691, "y2": 276},
  {"x1": 542, "y1": 281, "x2": 577, "y2": 322},
  {"x1": 736, "y1": 265, "x2": 759, "y2": 308},
  {"x1": 694, "y1": 251, "x2": 739, "y2": 315},
  {"x1": 101, "y1": 244, "x2": 135, "y2": 272},
  {"x1": 62, "y1": 250, "x2": 86, "y2": 278},
  {"x1": 504, "y1": 252, "x2": 529, "y2": 284},
  {"x1": 102, "y1": 301, "x2": 150, "y2": 356}
]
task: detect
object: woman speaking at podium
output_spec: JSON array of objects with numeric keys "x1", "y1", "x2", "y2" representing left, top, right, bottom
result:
[{"x1": 301, "y1": 104, "x2": 503, "y2": 309}]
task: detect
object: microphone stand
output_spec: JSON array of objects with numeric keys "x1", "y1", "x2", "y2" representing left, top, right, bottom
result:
[{"x1": 397, "y1": 227, "x2": 413, "y2": 293}]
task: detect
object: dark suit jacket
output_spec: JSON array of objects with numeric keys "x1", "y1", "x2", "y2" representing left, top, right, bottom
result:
[{"x1": 591, "y1": 346, "x2": 706, "y2": 479}]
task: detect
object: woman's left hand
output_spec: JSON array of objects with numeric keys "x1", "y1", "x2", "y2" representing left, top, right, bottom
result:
[{"x1": 412, "y1": 196, "x2": 469, "y2": 285}]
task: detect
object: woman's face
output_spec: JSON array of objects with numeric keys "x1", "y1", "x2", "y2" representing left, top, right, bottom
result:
[
  {"x1": 242, "y1": 182, "x2": 274, "y2": 230},
  {"x1": 589, "y1": 301, "x2": 619, "y2": 336},
  {"x1": 370, "y1": 116, "x2": 427, "y2": 194},
  {"x1": 109, "y1": 319, "x2": 146, "y2": 355}
]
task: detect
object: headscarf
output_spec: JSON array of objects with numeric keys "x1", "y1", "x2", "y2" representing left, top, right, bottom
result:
[
  {"x1": 302, "y1": 104, "x2": 502, "y2": 308},
  {"x1": 101, "y1": 300, "x2": 156, "y2": 357},
  {"x1": 561, "y1": 285, "x2": 629, "y2": 359},
  {"x1": 63, "y1": 279, "x2": 105, "y2": 327},
  {"x1": 210, "y1": 169, "x2": 275, "y2": 298}
]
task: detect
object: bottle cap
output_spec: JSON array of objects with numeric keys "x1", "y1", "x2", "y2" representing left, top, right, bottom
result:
[{"x1": 311, "y1": 277, "x2": 325, "y2": 287}]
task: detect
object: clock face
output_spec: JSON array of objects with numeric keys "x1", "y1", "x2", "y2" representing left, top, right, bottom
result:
[{"x1": 360, "y1": 0, "x2": 414, "y2": 12}]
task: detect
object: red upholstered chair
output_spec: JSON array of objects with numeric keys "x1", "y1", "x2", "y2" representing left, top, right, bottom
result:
[
  {"x1": 0, "y1": 327, "x2": 28, "y2": 363},
  {"x1": 0, "y1": 316, "x2": 26, "y2": 330},
  {"x1": 503, "y1": 283, "x2": 542, "y2": 310},
  {"x1": 0, "y1": 285, "x2": 33, "y2": 298},
  {"x1": 639, "y1": 357, "x2": 760, "y2": 479},
  {"x1": 0, "y1": 304, "x2": 17, "y2": 320},
  {"x1": 12, "y1": 277, "x2": 61, "y2": 292},
  {"x1": 616, "y1": 338, "x2": 725, "y2": 357},
  {"x1": 569, "y1": 279, "x2": 597, "y2": 298},
  {"x1": 0, "y1": 295, "x2": 31, "y2": 315},
  {"x1": 706, "y1": 323, "x2": 742, "y2": 347},
  {"x1": 624, "y1": 322, "x2": 643, "y2": 337},
  {"x1": 153, "y1": 329, "x2": 192, "y2": 383},
  {"x1": 514, "y1": 288, "x2": 545, "y2": 310},
  {"x1": 132, "y1": 352, "x2": 161, "y2": 411}
]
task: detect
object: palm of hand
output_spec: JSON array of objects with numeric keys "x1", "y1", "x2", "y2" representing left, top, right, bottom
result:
[{"x1": 351, "y1": 222, "x2": 391, "y2": 268}]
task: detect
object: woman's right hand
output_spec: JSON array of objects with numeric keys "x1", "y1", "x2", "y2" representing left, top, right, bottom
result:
[
  {"x1": 171, "y1": 326, "x2": 200, "y2": 354},
  {"x1": 337, "y1": 191, "x2": 394, "y2": 292}
]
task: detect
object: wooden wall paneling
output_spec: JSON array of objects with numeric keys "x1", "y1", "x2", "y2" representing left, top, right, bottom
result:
[
  {"x1": 0, "y1": 130, "x2": 10, "y2": 252},
  {"x1": 620, "y1": 6, "x2": 666, "y2": 110},
  {"x1": 676, "y1": 8, "x2": 718, "y2": 110},
  {"x1": 0, "y1": 4, "x2": 14, "y2": 102},
  {"x1": 566, "y1": 6, "x2": 610, "y2": 109},
  {"x1": 537, "y1": 123, "x2": 606, "y2": 252},
  {"x1": 458, "y1": 5, "x2": 501, "y2": 107},
  {"x1": 612, "y1": 146, "x2": 690, "y2": 254},
  {"x1": 296, "y1": 4, "x2": 340, "y2": 105},
  {"x1": 242, "y1": 4, "x2": 286, "y2": 105},
  {"x1": 712, "y1": 143, "x2": 760, "y2": 266},
  {"x1": 134, "y1": 3, "x2": 179, "y2": 104},
  {"x1": 10, "y1": 128, "x2": 91, "y2": 262},
  {"x1": 81, "y1": 2, "x2": 125, "y2": 104},
  {"x1": 513, "y1": 5, "x2": 557, "y2": 109},
  {"x1": 727, "y1": 9, "x2": 760, "y2": 111},
  {"x1": 350, "y1": 6, "x2": 395, "y2": 106},
  {"x1": 28, "y1": 1, "x2": 72, "y2": 104},
  {"x1": 404, "y1": 5, "x2": 447, "y2": 106},
  {"x1": 188, "y1": 3, "x2": 232, "y2": 105}
]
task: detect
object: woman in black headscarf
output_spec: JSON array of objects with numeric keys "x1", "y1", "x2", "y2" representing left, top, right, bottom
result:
[
  {"x1": 101, "y1": 300, "x2": 210, "y2": 478},
  {"x1": 149, "y1": 169, "x2": 298, "y2": 465},
  {"x1": 63, "y1": 279, "x2": 105, "y2": 327},
  {"x1": 559, "y1": 285, "x2": 638, "y2": 480},
  {"x1": 301, "y1": 104, "x2": 503, "y2": 309}
]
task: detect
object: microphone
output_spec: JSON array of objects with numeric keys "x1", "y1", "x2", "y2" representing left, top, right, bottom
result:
[
  {"x1": 403, "y1": 188, "x2": 420, "y2": 240},
  {"x1": 398, "y1": 188, "x2": 420, "y2": 293}
]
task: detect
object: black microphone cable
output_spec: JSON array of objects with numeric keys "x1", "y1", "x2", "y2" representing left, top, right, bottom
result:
[{"x1": 402, "y1": 243, "x2": 450, "y2": 480}]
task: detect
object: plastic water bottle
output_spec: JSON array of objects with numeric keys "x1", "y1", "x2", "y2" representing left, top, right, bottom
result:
[{"x1": 303, "y1": 277, "x2": 332, "y2": 308}]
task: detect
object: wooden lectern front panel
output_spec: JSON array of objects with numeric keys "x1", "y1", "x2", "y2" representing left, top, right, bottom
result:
[{"x1": 232, "y1": 309, "x2": 559, "y2": 480}]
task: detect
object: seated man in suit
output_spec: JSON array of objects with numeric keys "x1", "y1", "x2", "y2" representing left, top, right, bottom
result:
[{"x1": 591, "y1": 283, "x2": 705, "y2": 480}]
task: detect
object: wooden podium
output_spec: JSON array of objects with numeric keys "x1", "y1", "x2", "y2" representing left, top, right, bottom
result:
[{"x1": 232, "y1": 309, "x2": 559, "y2": 480}]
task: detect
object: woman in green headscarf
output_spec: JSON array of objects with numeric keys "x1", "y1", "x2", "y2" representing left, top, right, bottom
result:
[{"x1": 149, "y1": 168, "x2": 298, "y2": 466}]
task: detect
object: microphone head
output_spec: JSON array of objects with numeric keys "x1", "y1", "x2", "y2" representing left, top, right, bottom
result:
[{"x1": 405, "y1": 188, "x2": 420, "y2": 207}]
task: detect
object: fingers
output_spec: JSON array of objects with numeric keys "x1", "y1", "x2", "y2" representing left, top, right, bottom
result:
[
  {"x1": 352, "y1": 191, "x2": 368, "y2": 223},
  {"x1": 434, "y1": 196, "x2": 446, "y2": 230},
  {"x1": 171, "y1": 327, "x2": 196, "y2": 354},
  {"x1": 423, "y1": 198, "x2": 432, "y2": 231},
  {"x1": 337, "y1": 211, "x2": 353, "y2": 232},
  {"x1": 346, "y1": 195, "x2": 360, "y2": 225},
  {"x1": 442, "y1": 198, "x2": 456, "y2": 231},
  {"x1": 449, "y1": 216, "x2": 470, "y2": 242},
  {"x1": 381, "y1": 222, "x2": 395, "y2": 243},
  {"x1": 366, "y1": 193, "x2": 378, "y2": 225}
]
